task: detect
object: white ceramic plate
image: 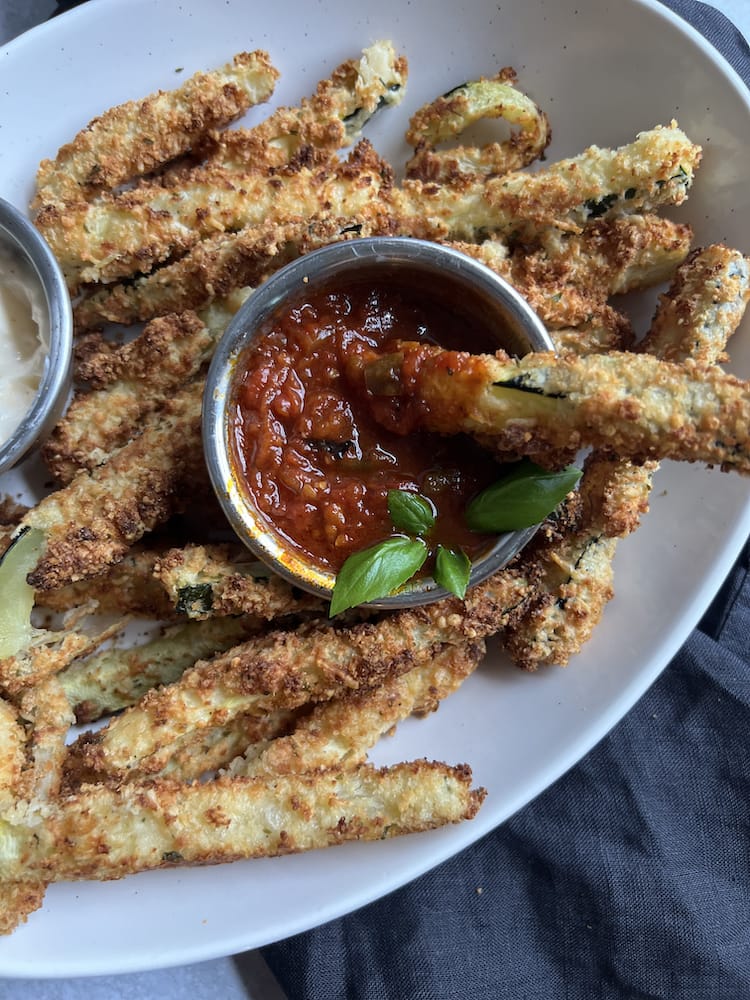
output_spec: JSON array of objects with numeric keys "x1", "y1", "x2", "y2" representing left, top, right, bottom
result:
[{"x1": 1, "y1": 0, "x2": 749, "y2": 978}]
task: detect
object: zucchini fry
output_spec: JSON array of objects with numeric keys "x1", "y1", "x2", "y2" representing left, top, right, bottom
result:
[
  {"x1": 41, "y1": 130, "x2": 395, "y2": 289},
  {"x1": 356, "y1": 343, "x2": 750, "y2": 472},
  {"x1": 503, "y1": 245, "x2": 750, "y2": 667},
  {"x1": 154, "y1": 543, "x2": 326, "y2": 620},
  {"x1": 153, "y1": 708, "x2": 299, "y2": 783},
  {"x1": 452, "y1": 214, "x2": 691, "y2": 330},
  {"x1": 0, "y1": 681, "x2": 73, "y2": 934},
  {"x1": 228, "y1": 640, "x2": 484, "y2": 777},
  {"x1": 59, "y1": 617, "x2": 263, "y2": 724},
  {"x1": 399, "y1": 122, "x2": 700, "y2": 242},
  {"x1": 73, "y1": 211, "x2": 396, "y2": 330},
  {"x1": 0, "y1": 761, "x2": 484, "y2": 883},
  {"x1": 45, "y1": 291, "x2": 250, "y2": 484},
  {"x1": 0, "y1": 700, "x2": 46, "y2": 935},
  {"x1": 35, "y1": 546, "x2": 172, "y2": 617},
  {"x1": 0, "y1": 609, "x2": 126, "y2": 698},
  {"x1": 503, "y1": 453, "x2": 655, "y2": 668},
  {"x1": 34, "y1": 51, "x2": 279, "y2": 207},
  {"x1": 199, "y1": 40, "x2": 408, "y2": 172},
  {"x1": 639, "y1": 245, "x2": 750, "y2": 363},
  {"x1": 405, "y1": 69, "x2": 550, "y2": 182},
  {"x1": 23, "y1": 380, "x2": 204, "y2": 591},
  {"x1": 69, "y1": 567, "x2": 533, "y2": 780}
]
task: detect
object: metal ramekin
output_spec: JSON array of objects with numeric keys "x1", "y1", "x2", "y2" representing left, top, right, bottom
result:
[
  {"x1": 0, "y1": 197, "x2": 73, "y2": 474},
  {"x1": 203, "y1": 236, "x2": 554, "y2": 609}
]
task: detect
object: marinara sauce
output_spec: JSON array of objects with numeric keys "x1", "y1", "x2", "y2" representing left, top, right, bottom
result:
[{"x1": 229, "y1": 270, "x2": 503, "y2": 575}]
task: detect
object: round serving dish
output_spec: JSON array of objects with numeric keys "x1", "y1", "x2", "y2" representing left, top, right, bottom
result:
[
  {"x1": 203, "y1": 236, "x2": 554, "y2": 609},
  {"x1": 0, "y1": 197, "x2": 73, "y2": 474}
]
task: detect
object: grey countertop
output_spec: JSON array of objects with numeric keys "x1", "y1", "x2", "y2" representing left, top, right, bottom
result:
[{"x1": 1, "y1": 0, "x2": 748, "y2": 996}]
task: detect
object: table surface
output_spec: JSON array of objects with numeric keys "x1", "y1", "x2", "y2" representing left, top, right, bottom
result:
[{"x1": 0, "y1": 0, "x2": 748, "y2": 996}]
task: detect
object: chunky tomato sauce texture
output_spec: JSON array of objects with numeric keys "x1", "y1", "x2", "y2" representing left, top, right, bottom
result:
[{"x1": 230, "y1": 273, "x2": 502, "y2": 573}]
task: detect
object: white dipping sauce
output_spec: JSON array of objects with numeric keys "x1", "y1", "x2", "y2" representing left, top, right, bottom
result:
[{"x1": 0, "y1": 241, "x2": 48, "y2": 445}]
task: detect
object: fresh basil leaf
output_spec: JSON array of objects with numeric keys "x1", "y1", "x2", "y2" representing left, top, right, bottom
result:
[
  {"x1": 387, "y1": 490, "x2": 436, "y2": 536},
  {"x1": 434, "y1": 545, "x2": 471, "y2": 599},
  {"x1": 329, "y1": 536, "x2": 428, "y2": 616},
  {"x1": 465, "y1": 460, "x2": 581, "y2": 532}
]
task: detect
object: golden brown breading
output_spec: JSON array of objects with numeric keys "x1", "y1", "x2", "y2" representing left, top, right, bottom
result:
[
  {"x1": 23, "y1": 381, "x2": 204, "y2": 591},
  {"x1": 228, "y1": 640, "x2": 484, "y2": 776},
  {"x1": 40, "y1": 136, "x2": 395, "y2": 289},
  {"x1": 548, "y1": 307, "x2": 634, "y2": 355},
  {"x1": 405, "y1": 69, "x2": 550, "y2": 182},
  {"x1": 451, "y1": 214, "x2": 691, "y2": 330},
  {"x1": 397, "y1": 122, "x2": 700, "y2": 242},
  {"x1": 59, "y1": 617, "x2": 264, "y2": 725},
  {"x1": 502, "y1": 245, "x2": 750, "y2": 668},
  {"x1": 43, "y1": 312, "x2": 211, "y2": 483},
  {"x1": 0, "y1": 881, "x2": 47, "y2": 935},
  {"x1": 0, "y1": 761, "x2": 484, "y2": 883},
  {"x1": 0, "y1": 697, "x2": 24, "y2": 814},
  {"x1": 152, "y1": 708, "x2": 298, "y2": 783},
  {"x1": 34, "y1": 51, "x2": 279, "y2": 206},
  {"x1": 73, "y1": 211, "x2": 398, "y2": 329},
  {"x1": 69, "y1": 568, "x2": 533, "y2": 781},
  {"x1": 195, "y1": 40, "x2": 408, "y2": 172},
  {"x1": 153, "y1": 543, "x2": 326, "y2": 619},
  {"x1": 640, "y1": 245, "x2": 750, "y2": 363},
  {"x1": 356, "y1": 343, "x2": 750, "y2": 471},
  {"x1": 35, "y1": 546, "x2": 172, "y2": 617},
  {"x1": 47, "y1": 292, "x2": 248, "y2": 483}
]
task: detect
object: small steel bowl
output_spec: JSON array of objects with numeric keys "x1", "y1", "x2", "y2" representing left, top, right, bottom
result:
[
  {"x1": 203, "y1": 236, "x2": 553, "y2": 609},
  {"x1": 0, "y1": 197, "x2": 73, "y2": 474}
]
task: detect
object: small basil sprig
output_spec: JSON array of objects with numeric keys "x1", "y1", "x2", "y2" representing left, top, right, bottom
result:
[
  {"x1": 387, "y1": 490, "x2": 436, "y2": 535},
  {"x1": 329, "y1": 535, "x2": 428, "y2": 616},
  {"x1": 434, "y1": 545, "x2": 471, "y2": 599},
  {"x1": 465, "y1": 460, "x2": 581, "y2": 533}
]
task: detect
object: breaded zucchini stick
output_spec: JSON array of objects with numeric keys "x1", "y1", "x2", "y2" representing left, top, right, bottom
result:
[
  {"x1": 228, "y1": 640, "x2": 484, "y2": 777},
  {"x1": 45, "y1": 291, "x2": 250, "y2": 483},
  {"x1": 41, "y1": 131, "x2": 395, "y2": 288},
  {"x1": 154, "y1": 543, "x2": 326, "y2": 620},
  {"x1": 43, "y1": 124, "x2": 699, "y2": 290},
  {"x1": 398, "y1": 122, "x2": 701, "y2": 242},
  {"x1": 503, "y1": 453, "x2": 655, "y2": 668},
  {"x1": 34, "y1": 51, "x2": 279, "y2": 207},
  {"x1": 59, "y1": 617, "x2": 263, "y2": 724},
  {"x1": 0, "y1": 681, "x2": 73, "y2": 933},
  {"x1": 356, "y1": 343, "x2": 750, "y2": 471},
  {"x1": 0, "y1": 761, "x2": 484, "y2": 883},
  {"x1": 0, "y1": 609, "x2": 126, "y2": 698},
  {"x1": 200, "y1": 40, "x2": 408, "y2": 172},
  {"x1": 639, "y1": 245, "x2": 750, "y2": 363},
  {"x1": 69, "y1": 567, "x2": 533, "y2": 780},
  {"x1": 73, "y1": 212, "x2": 397, "y2": 329},
  {"x1": 22, "y1": 380, "x2": 203, "y2": 591},
  {"x1": 405, "y1": 69, "x2": 550, "y2": 182},
  {"x1": 152, "y1": 708, "x2": 298, "y2": 783},
  {"x1": 503, "y1": 245, "x2": 750, "y2": 667},
  {"x1": 74, "y1": 210, "x2": 688, "y2": 333},
  {"x1": 35, "y1": 546, "x2": 172, "y2": 617},
  {"x1": 452, "y1": 214, "x2": 691, "y2": 330}
]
